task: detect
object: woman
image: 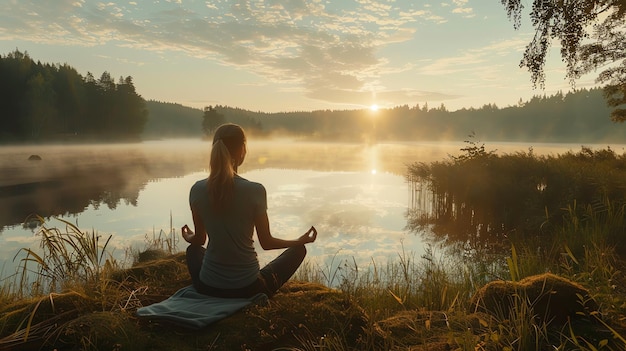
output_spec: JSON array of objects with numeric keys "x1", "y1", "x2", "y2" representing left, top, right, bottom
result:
[{"x1": 181, "y1": 123, "x2": 317, "y2": 298}]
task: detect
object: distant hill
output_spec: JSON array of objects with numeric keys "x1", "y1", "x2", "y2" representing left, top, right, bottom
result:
[
  {"x1": 143, "y1": 102, "x2": 268, "y2": 140},
  {"x1": 143, "y1": 101, "x2": 204, "y2": 139}
]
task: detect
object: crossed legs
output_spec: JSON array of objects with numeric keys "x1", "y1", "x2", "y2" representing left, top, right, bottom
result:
[{"x1": 186, "y1": 244, "x2": 307, "y2": 298}]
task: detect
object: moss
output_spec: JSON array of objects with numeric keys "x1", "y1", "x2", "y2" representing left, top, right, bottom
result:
[
  {"x1": 135, "y1": 249, "x2": 170, "y2": 263},
  {"x1": 55, "y1": 311, "x2": 149, "y2": 351},
  {"x1": 469, "y1": 272, "x2": 599, "y2": 325},
  {"x1": 110, "y1": 251, "x2": 189, "y2": 294}
]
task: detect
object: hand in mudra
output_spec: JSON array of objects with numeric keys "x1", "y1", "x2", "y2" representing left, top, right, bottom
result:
[
  {"x1": 181, "y1": 224, "x2": 194, "y2": 243},
  {"x1": 299, "y1": 226, "x2": 317, "y2": 244}
]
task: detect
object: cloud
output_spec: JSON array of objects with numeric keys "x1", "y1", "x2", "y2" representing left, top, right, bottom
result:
[
  {"x1": 416, "y1": 36, "x2": 529, "y2": 77},
  {"x1": 0, "y1": 0, "x2": 461, "y2": 107},
  {"x1": 451, "y1": 0, "x2": 474, "y2": 17}
]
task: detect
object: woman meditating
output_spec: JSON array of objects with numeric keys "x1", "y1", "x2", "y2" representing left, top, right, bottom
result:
[{"x1": 181, "y1": 123, "x2": 317, "y2": 298}]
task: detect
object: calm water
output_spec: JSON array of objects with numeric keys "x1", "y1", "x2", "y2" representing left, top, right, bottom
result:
[{"x1": 1, "y1": 139, "x2": 624, "y2": 278}]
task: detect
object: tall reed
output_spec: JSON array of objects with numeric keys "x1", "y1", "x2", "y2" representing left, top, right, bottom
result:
[{"x1": 13, "y1": 216, "x2": 116, "y2": 298}]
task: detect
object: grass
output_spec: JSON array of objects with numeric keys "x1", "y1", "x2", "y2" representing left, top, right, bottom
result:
[{"x1": 0, "y1": 213, "x2": 625, "y2": 350}]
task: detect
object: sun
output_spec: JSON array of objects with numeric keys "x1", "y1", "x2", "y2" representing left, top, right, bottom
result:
[{"x1": 369, "y1": 104, "x2": 379, "y2": 112}]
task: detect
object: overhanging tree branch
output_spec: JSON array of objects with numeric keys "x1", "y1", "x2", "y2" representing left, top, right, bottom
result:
[{"x1": 500, "y1": 0, "x2": 626, "y2": 121}]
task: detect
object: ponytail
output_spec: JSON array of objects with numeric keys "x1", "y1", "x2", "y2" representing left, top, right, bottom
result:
[{"x1": 207, "y1": 124, "x2": 246, "y2": 211}]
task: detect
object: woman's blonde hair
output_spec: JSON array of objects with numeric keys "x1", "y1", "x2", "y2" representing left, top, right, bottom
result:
[{"x1": 208, "y1": 123, "x2": 246, "y2": 211}]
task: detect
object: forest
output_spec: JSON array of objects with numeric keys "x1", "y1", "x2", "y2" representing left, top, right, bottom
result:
[
  {"x1": 1, "y1": 49, "x2": 625, "y2": 144},
  {"x1": 0, "y1": 50, "x2": 147, "y2": 142}
]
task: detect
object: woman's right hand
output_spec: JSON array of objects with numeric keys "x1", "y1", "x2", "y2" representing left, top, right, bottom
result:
[{"x1": 181, "y1": 224, "x2": 194, "y2": 243}]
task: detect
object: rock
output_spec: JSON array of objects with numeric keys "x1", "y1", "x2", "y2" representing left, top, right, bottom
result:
[{"x1": 469, "y1": 273, "x2": 599, "y2": 325}]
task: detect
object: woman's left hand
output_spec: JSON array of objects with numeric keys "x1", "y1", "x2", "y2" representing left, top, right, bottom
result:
[{"x1": 298, "y1": 226, "x2": 317, "y2": 244}]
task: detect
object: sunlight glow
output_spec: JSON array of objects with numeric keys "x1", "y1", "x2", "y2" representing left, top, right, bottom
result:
[
  {"x1": 370, "y1": 104, "x2": 379, "y2": 112},
  {"x1": 371, "y1": 169, "x2": 377, "y2": 175}
]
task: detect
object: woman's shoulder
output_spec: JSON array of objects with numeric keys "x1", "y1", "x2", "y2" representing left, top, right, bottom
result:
[
  {"x1": 192, "y1": 178, "x2": 208, "y2": 186},
  {"x1": 235, "y1": 175, "x2": 265, "y2": 191},
  {"x1": 190, "y1": 178, "x2": 208, "y2": 191}
]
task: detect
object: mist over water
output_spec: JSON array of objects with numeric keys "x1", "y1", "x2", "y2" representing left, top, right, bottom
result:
[{"x1": 1, "y1": 139, "x2": 624, "y2": 278}]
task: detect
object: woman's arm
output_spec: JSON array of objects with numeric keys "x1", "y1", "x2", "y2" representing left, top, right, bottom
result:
[
  {"x1": 181, "y1": 206, "x2": 208, "y2": 246},
  {"x1": 255, "y1": 211, "x2": 317, "y2": 250}
]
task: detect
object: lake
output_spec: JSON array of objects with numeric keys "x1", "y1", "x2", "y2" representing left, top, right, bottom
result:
[{"x1": 1, "y1": 139, "x2": 624, "y2": 280}]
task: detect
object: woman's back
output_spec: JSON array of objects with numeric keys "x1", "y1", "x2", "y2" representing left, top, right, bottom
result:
[{"x1": 190, "y1": 175, "x2": 267, "y2": 289}]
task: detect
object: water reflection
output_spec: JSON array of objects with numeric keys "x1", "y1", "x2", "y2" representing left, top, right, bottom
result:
[
  {"x1": 0, "y1": 142, "x2": 207, "y2": 231},
  {"x1": 0, "y1": 140, "x2": 457, "y2": 231}
]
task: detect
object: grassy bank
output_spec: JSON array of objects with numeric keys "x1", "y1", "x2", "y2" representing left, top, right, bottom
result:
[{"x1": 0, "y1": 213, "x2": 625, "y2": 350}]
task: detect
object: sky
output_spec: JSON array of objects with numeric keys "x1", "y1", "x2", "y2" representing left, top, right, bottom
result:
[{"x1": 0, "y1": 0, "x2": 601, "y2": 113}]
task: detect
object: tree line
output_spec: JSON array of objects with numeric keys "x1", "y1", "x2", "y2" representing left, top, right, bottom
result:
[
  {"x1": 145, "y1": 88, "x2": 625, "y2": 143},
  {"x1": 0, "y1": 50, "x2": 147, "y2": 142},
  {"x1": 1, "y1": 49, "x2": 623, "y2": 144}
]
